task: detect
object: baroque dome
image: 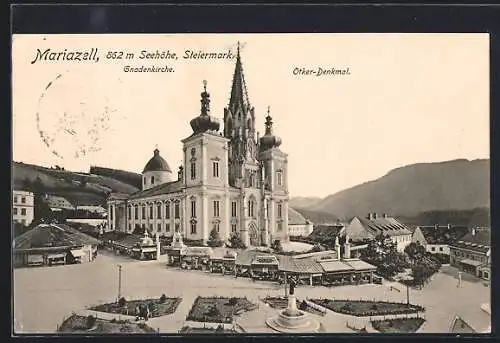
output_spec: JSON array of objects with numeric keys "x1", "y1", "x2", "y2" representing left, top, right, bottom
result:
[
  {"x1": 143, "y1": 148, "x2": 172, "y2": 173},
  {"x1": 190, "y1": 80, "x2": 221, "y2": 134},
  {"x1": 259, "y1": 108, "x2": 282, "y2": 151}
]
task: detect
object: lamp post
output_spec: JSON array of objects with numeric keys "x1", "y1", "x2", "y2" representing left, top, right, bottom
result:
[
  {"x1": 399, "y1": 274, "x2": 413, "y2": 306},
  {"x1": 117, "y1": 264, "x2": 123, "y2": 302}
]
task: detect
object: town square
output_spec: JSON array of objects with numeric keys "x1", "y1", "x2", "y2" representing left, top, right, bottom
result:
[{"x1": 12, "y1": 33, "x2": 490, "y2": 335}]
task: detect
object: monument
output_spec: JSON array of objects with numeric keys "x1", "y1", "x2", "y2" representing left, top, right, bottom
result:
[{"x1": 266, "y1": 277, "x2": 321, "y2": 333}]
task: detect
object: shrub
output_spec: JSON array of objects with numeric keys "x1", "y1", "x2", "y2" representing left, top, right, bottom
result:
[
  {"x1": 160, "y1": 294, "x2": 167, "y2": 303},
  {"x1": 207, "y1": 228, "x2": 223, "y2": 247},
  {"x1": 118, "y1": 297, "x2": 127, "y2": 307},
  {"x1": 228, "y1": 234, "x2": 246, "y2": 249},
  {"x1": 226, "y1": 297, "x2": 238, "y2": 306},
  {"x1": 86, "y1": 315, "x2": 96, "y2": 329}
]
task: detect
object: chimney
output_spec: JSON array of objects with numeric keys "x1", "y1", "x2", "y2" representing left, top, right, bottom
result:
[
  {"x1": 472, "y1": 227, "x2": 476, "y2": 236},
  {"x1": 367, "y1": 213, "x2": 373, "y2": 220},
  {"x1": 447, "y1": 224, "x2": 451, "y2": 230},
  {"x1": 373, "y1": 213, "x2": 378, "y2": 220},
  {"x1": 435, "y1": 224, "x2": 439, "y2": 230},
  {"x1": 382, "y1": 213, "x2": 388, "y2": 219}
]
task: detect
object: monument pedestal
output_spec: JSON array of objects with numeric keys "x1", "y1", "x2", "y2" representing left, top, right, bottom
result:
[{"x1": 266, "y1": 294, "x2": 321, "y2": 333}]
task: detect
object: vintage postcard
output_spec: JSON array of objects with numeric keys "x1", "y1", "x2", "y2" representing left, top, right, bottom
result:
[{"x1": 12, "y1": 33, "x2": 490, "y2": 335}]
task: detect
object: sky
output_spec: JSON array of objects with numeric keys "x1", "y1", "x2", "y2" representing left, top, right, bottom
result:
[{"x1": 12, "y1": 34, "x2": 489, "y2": 198}]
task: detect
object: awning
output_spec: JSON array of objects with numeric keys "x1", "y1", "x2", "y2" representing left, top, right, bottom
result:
[
  {"x1": 48, "y1": 253, "x2": 66, "y2": 259},
  {"x1": 71, "y1": 250, "x2": 86, "y2": 257},
  {"x1": 28, "y1": 255, "x2": 43, "y2": 263},
  {"x1": 460, "y1": 259, "x2": 483, "y2": 267}
]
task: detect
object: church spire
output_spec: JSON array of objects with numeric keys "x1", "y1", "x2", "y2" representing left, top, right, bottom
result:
[{"x1": 229, "y1": 41, "x2": 251, "y2": 113}]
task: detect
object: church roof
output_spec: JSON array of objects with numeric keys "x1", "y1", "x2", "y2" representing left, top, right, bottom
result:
[
  {"x1": 288, "y1": 207, "x2": 309, "y2": 225},
  {"x1": 143, "y1": 148, "x2": 172, "y2": 173},
  {"x1": 228, "y1": 43, "x2": 251, "y2": 112},
  {"x1": 128, "y1": 180, "x2": 183, "y2": 200},
  {"x1": 14, "y1": 223, "x2": 100, "y2": 251}
]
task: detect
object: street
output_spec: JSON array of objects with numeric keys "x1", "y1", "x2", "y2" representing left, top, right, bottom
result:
[{"x1": 13, "y1": 251, "x2": 490, "y2": 334}]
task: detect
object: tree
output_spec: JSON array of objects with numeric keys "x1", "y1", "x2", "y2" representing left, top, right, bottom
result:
[
  {"x1": 228, "y1": 233, "x2": 246, "y2": 249},
  {"x1": 159, "y1": 294, "x2": 167, "y2": 303},
  {"x1": 32, "y1": 177, "x2": 54, "y2": 224},
  {"x1": 118, "y1": 297, "x2": 127, "y2": 307},
  {"x1": 207, "y1": 228, "x2": 223, "y2": 247},
  {"x1": 13, "y1": 221, "x2": 31, "y2": 238},
  {"x1": 404, "y1": 242, "x2": 426, "y2": 263}
]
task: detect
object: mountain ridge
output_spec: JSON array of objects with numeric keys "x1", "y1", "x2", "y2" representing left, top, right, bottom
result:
[{"x1": 303, "y1": 158, "x2": 489, "y2": 219}]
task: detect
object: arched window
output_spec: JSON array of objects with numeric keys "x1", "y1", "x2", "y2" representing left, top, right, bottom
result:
[
  {"x1": 151, "y1": 176, "x2": 155, "y2": 184},
  {"x1": 191, "y1": 162, "x2": 196, "y2": 180},
  {"x1": 247, "y1": 198, "x2": 256, "y2": 218}
]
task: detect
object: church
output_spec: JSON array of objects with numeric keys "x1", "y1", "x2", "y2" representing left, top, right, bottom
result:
[{"x1": 107, "y1": 45, "x2": 290, "y2": 247}]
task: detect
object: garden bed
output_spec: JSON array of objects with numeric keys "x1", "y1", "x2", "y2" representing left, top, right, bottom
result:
[
  {"x1": 187, "y1": 296, "x2": 257, "y2": 324},
  {"x1": 371, "y1": 317, "x2": 425, "y2": 333},
  {"x1": 58, "y1": 314, "x2": 158, "y2": 334},
  {"x1": 309, "y1": 299, "x2": 424, "y2": 317},
  {"x1": 90, "y1": 296, "x2": 182, "y2": 318},
  {"x1": 262, "y1": 296, "x2": 297, "y2": 309}
]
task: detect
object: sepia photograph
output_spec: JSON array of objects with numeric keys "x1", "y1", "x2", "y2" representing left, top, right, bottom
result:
[{"x1": 12, "y1": 33, "x2": 490, "y2": 335}]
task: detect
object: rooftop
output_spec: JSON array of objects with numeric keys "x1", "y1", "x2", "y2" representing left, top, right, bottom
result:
[
  {"x1": 288, "y1": 207, "x2": 310, "y2": 225},
  {"x1": 357, "y1": 216, "x2": 412, "y2": 237},
  {"x1": 418, "y1": 226, "x2": 469, "y2": 245},
  {"x1": 14, "y1": 223, "x2": 100, "y2": 250},
  {"x1": 450, "y1": 229, "x2": 490, "y2": 253},
  {"x1": 44, "y1": 195, "x2": 75, "y2": 210},
  {"x1": 128, "y1": 180, "x2": 184, "y2": 200}
]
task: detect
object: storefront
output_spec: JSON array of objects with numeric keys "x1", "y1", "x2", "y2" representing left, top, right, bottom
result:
[
  {"x1": 180, "y1": 247, "x2": 213, "y2": 270},
  {"x1": 47, "y1": 253, "x2": 66, "y2": 266},
  {"x1": 459, "y1": 259, "x2": 483, "y2": 276},
  {"x1": 132, "y1": 245, "x2": 157, "y2": 260},
  {"x1": 250, "y1": 255, "x2": 280, "y2": 280},
  {"x1": 166, "y1": 247, "x2": 184, "y2": 266}
]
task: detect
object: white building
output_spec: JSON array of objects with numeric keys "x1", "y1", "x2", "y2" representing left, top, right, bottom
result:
[
  {"x1": 108, "y1": 45, "x2": 290, "y2": 247},
  {"x1": 288, "y1": 207, "x2": 313, "y2": 237},
  {"x1": 13, "y1": 189, "x2": 34, "y2": 226},
  {"x1": 344, "y1": 213, "x2": 412, "y2": 252},
  {"x1": 411, "y1": 224, "x2": 469, "y2": 255}
]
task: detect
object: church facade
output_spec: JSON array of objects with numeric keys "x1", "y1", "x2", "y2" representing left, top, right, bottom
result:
[{"x1": 107, "y1": 46, "x2": 290, "y2": 247}]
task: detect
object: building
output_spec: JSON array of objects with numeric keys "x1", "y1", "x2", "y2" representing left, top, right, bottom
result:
[
  {"x1": 13, "y1": 223, "x2": 100, "y2": 267},
  {"x1": 288, "y1": 208, "x2": 313, "y2": 237},
  {"x1": 449, "y1": 303, "x2": 491, "y2": 333},
  {"x1": 75, "y1": 205, "x2": 107, "y2": 215},
  {"x1": 412, "y1": 224, "x2": 469, "y2": 255},
  {"x1": 108, "y1": 45, "x2": 289, "y2": 247},
  {"x1": 344, "y1": 213, "x2": 412, "y2": 252},
  {"x1": 449, "y1": 228, "x2": 490, "y2": 280},
  {"x1": 43, "y1": 194, "x2": 75, "y2": 211},
  {"x1": 232, "y1": 235, "x2": 377, "y2": 286},
  {"x1": 13, "y1": 189, "x2": 34, "y2": 226}
]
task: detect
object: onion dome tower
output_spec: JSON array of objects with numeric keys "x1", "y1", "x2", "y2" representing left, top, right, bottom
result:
[
  {"x1": 259, "y1": 106, "x2": 282, "y2": 152},
  {"x1": 190, "y1": 80, "x2": 220, "y2": 134},
  {"x1": 142, "y1": 147, "x2": 173, "y2": 190}
]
